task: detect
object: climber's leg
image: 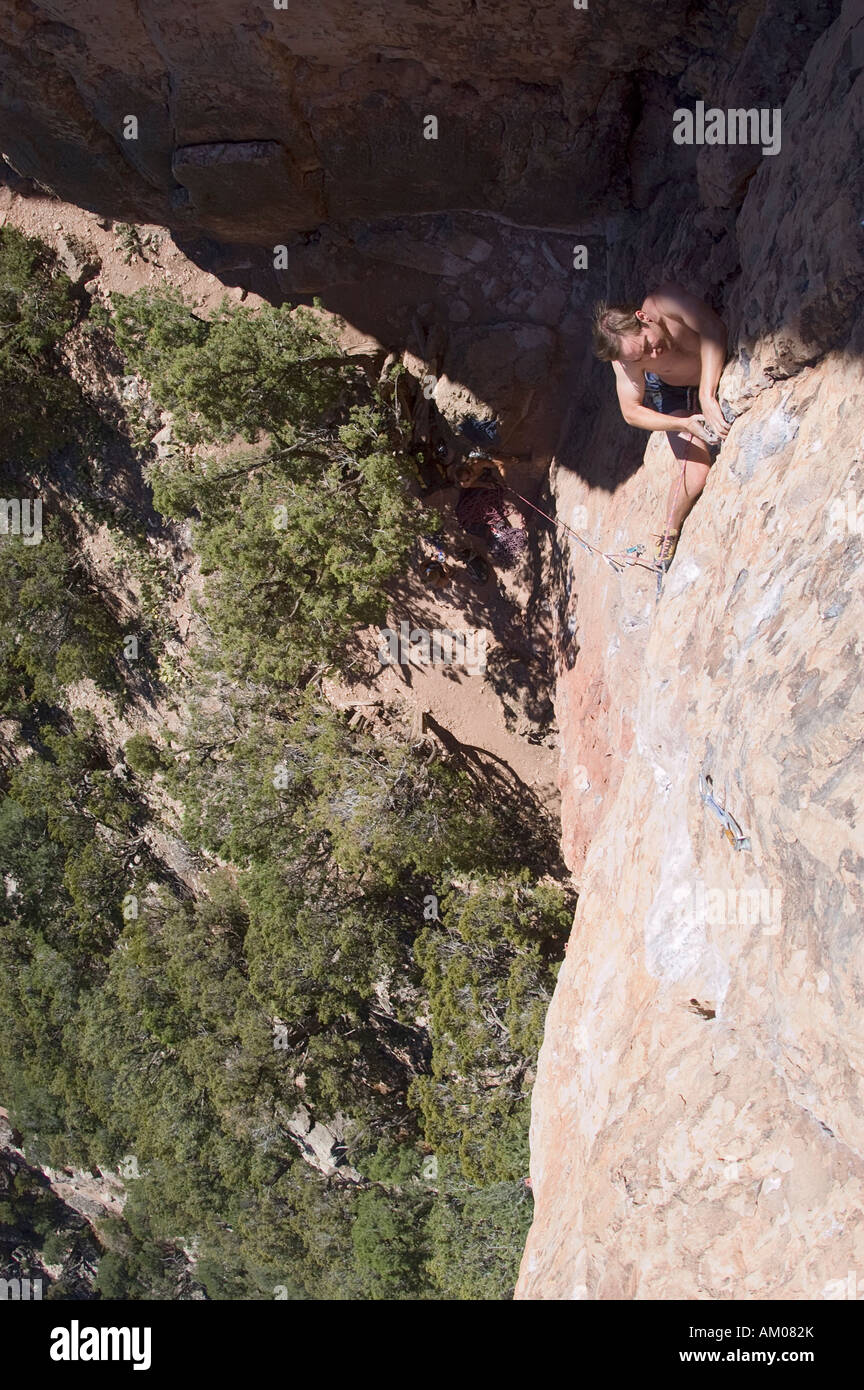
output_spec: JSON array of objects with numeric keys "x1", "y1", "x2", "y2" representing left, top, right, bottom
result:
[{"x1": 663, "y1": 410, "x2": 713, "y2": 535}]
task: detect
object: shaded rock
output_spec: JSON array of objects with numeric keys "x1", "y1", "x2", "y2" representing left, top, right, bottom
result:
[
  {"x1": 434, "y1": 323, "x2": 561, "y2": 453},
  {"x1": 56, "y1": 231, "x2": 99, "y2": 283},
  {"x1": 0, "y1": 0, "x2": 826, "y2": 244},
  {"x1": 172, "y1": 141, "x2": 325, "y2": 239},
  {"x1": 150, "y1": 422, "x2": 175, "y2": 459},
  {"x1": 727, "y1": 0, "x2": 864, "y2": 372},
  {"x1": 285, "y1": 1105, "x2": 360, "y2": 1182},
  {"x1": 354, "y1": 228, "x2": 477, "y2": 279}
]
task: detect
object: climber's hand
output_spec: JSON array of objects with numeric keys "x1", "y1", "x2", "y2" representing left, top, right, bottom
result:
[
  {"x1": 699, "y1": 396, "x2": 730, "y2": 439},
  {"x1": 681, "y1": 414, "x2": 718, "y2": 445}
]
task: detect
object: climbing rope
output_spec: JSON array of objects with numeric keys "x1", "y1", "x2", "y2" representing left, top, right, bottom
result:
[
  {"x1": 501, "y1": 483, "x2": 660, "y2": 577},
  {"x1": 466, "y1": 426, "x2": 702, "y2": 590}
]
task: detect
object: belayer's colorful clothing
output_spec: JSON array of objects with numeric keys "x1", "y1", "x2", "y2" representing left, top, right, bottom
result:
[{"x1": 455, "y1": 487, "x2": 528, "y2": 568}]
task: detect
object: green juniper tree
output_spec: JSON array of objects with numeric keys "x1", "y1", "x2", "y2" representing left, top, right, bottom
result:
[
  {"x1": 0, "y1": 224, "x2": 79, "y2": 462},
  {"x1": 111, "y1": 288, "x2": 428, "y2": 683},
  {"x1": 0, "y1": 241, "x2": 577, "y2": 1301}
]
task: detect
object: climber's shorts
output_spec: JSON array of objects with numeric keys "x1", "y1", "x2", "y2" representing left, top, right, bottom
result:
[{"x1": 643, "y1": 373, "x2": 698, "y2": 415}]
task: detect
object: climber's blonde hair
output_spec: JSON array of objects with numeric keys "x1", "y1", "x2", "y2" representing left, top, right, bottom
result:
[{"x1": 592, "y1": 300, "x2": 643, "y2": 361}]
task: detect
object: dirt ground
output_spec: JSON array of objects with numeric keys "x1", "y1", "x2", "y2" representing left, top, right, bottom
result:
[
  {"x1": 326, "y1": 484, "x2": 560, "y2": 808},
  {"x1": 1, "y1": 189, "x2": 562, "y2": 823}
]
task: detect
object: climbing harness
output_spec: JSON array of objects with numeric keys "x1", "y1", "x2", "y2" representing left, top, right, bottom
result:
[{"x1": 699, "y1": 773, "x2": 751, "y2": 852}]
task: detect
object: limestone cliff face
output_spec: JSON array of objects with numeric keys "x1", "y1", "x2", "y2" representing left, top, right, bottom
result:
[
  {"x1": 3, "y1": 0, "x2": 863, "y2": 1300},
  {"x1": 518, "y1": 1, "x2": 864, "y2": 1299}
]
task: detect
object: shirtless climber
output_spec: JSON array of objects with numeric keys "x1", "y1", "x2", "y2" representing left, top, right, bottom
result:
[{"x1": 592, "y1": 283, "x2": 730, "y2": 570}]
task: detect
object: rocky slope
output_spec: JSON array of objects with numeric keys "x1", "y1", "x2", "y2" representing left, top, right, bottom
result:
[
  {"x1": 2, "y1": 0, "x2": 863, "y2": 1300},
  {"x1": 0, "y1": 1108, "x2": 116, "y2": 1296}
]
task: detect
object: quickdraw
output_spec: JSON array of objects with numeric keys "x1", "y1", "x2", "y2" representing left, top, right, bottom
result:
[{"x1": 699, "y1": 773, "x2": 751, "y2": 852}]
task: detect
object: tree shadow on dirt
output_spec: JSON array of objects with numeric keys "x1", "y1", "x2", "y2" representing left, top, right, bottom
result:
[{"x1": 418, "y1": 712, "x2": 565, "y2": 877}]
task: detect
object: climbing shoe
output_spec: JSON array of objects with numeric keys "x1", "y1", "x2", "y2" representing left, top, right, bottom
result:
[{"x1": 653, "y1": 529, "x2": 680, "y2": 571}]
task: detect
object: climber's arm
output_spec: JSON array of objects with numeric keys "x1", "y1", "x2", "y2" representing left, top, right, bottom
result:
[{"x1": 650, "y1": 283, "x2": 729, "y2": 437}]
